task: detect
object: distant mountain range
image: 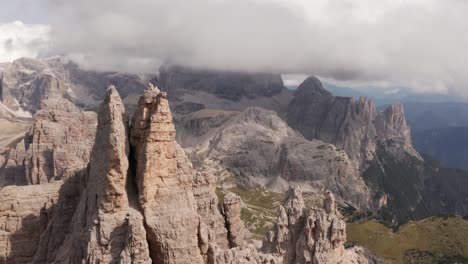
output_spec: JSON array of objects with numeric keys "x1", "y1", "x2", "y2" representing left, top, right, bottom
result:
[
  {"x1": 323, "y1": 82, "x2": 465, "y2": 106},
  {"x1": 317, "y1": 83, "x2": 468, "y2": 171}
]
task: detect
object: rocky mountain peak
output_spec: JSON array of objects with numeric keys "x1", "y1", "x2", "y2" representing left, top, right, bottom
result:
[
  {"x1": 295, "y1": 76, "x2": 333, "y2": 99},
  {"x1": 374, "y1": 103, "x2": 412, "y2": 145},
  {"x1": 130, "y1": 84, "x2": 204, "y2": 263},
  {"x1": 51, "y1": 85, "x2": 152, "y2": 263},
  {"x1": 105, "y1": 84, "x2": 125, "y2": 107},
  {"x1": 288, "y1": 76, "x2": 412, "y2": 171},
  {"x1": 87, "y1": 85, "x2": 130, "y2": 213}
]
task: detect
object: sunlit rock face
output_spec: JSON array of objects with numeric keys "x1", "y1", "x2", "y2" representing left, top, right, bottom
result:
[{"x1": 0, "y1": 97, "x2": 97, "y2": 187}]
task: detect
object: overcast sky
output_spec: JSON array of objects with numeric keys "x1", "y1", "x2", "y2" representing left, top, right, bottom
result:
[{"x1": 1, "y1": 0, "x2": 467, "y2": 97}]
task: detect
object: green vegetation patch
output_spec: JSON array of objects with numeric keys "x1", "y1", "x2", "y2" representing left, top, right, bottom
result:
[
  {"x1": 347, "y1": 217, "x2": 468, "y2": 264},
  {"x1": 227, "y1": 185, "x2": 284, "y2": 240},
  {"x1": 219, "y1": 185, "x2": 324, "y2": 240},
  {"x1": 404, "y1": 249, "x2": 468, "y2": 264}
]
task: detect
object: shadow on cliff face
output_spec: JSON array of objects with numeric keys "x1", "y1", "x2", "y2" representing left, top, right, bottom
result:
[
  {"x1": 109, "y1": 221, "x2": 132, "y2": 263},
  {"x1": 4, "y1": 214, "x2": 43, "y2": 264},
  {"x1": 5, "y1": 168, "x2": 87, "y2": 264},
  {"x1": 0, "y1": 148, "x2": 59, "y2": 187},
  {"x1": 126, "y1": 145, "x2": 140, "y2": 210}
]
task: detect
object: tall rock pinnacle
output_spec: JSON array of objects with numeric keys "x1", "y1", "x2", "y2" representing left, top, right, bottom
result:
[
  {"x1": 87, "y1": 85, "x2": 130, "y2": 212},
  {"x1": 131, "y1": 85, "x2": 204, "y2": 263},
  {"x1": 50, "y1": 86, "x2": 151, "y2": 263}
]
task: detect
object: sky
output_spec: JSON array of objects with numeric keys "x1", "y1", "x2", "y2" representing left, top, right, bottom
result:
[
  {"x1": 0, "y1": 0, "x2": 48, "y2": 24},
  {"x1": 0, "y1": 0, "x2": 467, "y2": 97}
]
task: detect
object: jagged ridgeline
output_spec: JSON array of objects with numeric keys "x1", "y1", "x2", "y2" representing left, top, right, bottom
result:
[
  {"x1": 0, "y1": 85, "x2": 377, "y2": 263},
  {"x1": 0, "y1": 59, "x2": 467, "y2": 263}
]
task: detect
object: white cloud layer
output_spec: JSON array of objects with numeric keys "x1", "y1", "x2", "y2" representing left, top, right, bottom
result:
[
  {"x1": 4, "y1": 0, "x2": 468, "y2": 97},
  {"x1": 0, "y1": 21, "x2": 50, "y2": 62}
]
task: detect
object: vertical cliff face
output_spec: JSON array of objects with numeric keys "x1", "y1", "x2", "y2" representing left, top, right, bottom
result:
[
  {"x1": 75, "y1": 86, "x2": 151, "y2": 263},
  {"x1": 26, "y1": 74, "x2": 69, "y2": 112},
  {"x1": 0, "y1": 98, "x2": 97, "y2": 186},
  {"x1": 287, "y1": 76, "x2": 412, "y2": 171},
  {"x1": 374, "y1": 103, "x2": 412, "y2": 145},
  {"x1": 86, "y1": 86, "x2": 130, "y2": 212},
  {"x1": 130, "y1": 84, "x2": 204, "y2": 264},
  {"x1": 1, "y1": 58, "x2": 69, "y2": 112},
  {"x1": 47, "y1": 86, "x2": 152, "y2": 264},
  {"x1": 193, "y1": 167, "x2": 230, "y2": 252},
  {"x1": 287, "y1": 77, "x2": 377, "y2": 169},
  {"x1": 0, "y1": 182, "x2": 62, "y2": 264}
]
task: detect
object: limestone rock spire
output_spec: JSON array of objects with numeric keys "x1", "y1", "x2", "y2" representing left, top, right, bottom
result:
[
  {"x1": 87, "y1": 84, "x2": 130, "y2": 212},
  {"x1": 130, "y1": 83, "x2": 204, "y2": 263},
  {"x1": 51, "y1": 85, "x2": 151, "y2": 263}
]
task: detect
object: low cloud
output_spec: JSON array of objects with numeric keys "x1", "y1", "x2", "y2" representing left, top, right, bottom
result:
[
  {"x1": 9, "y1": 0, "x2": 468, "y2": 96},
  {"x1": 0, "y1": 21, "x2": 50, "y2": 63}
]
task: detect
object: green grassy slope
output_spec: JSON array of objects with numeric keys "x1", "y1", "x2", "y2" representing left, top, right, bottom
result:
[
  {"x1": 347, "y1": 217, "x2": 468, "y2": 264},
  {"x1": 218, "y1": 185, "x2": 468, "y2": 263}
]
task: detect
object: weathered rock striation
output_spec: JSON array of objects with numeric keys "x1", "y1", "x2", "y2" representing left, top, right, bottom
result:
[
  {"x1": 0, "y1": 98, "x2": 97, "y2": 186},
  {"x1": 130, "y1": 84, "x2": 205, "y2": 264},
  {"x1": 0, "y1": 182, "x2": 62, "y2": 264}
]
